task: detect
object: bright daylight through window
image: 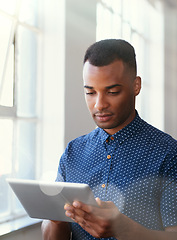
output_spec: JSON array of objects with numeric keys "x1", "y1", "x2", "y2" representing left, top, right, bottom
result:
[
  {"x1": 96, "y1": 0, "x2": 164, "y2": 130},
  {"x1": 0, "y1": 0, "x2": 41, "y2": 225}
]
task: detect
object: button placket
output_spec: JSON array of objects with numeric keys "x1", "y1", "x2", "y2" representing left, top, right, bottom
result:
[{"x1": 101, "y1": 137, "x2": 116, "y2": 195}]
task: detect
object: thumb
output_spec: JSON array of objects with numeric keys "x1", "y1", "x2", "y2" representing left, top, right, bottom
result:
[
  {"x1": 95, "y1": 197, "x2": 102, "y2": 206},
  {"x1": 96, "y1": 198, "x2": 115, "y2": 209},
  {"x1": 95, "y1": 197, "x2": 107, "y2": 207}
]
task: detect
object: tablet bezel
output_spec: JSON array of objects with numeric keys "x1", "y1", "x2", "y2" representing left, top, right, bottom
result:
[{"x1": 7, "y1": 178, "x2": 97, "y2": 222}]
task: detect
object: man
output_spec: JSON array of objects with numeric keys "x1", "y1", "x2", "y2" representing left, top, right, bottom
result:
[{"x1": 41, "y1": 39, "x2": 177, "y2": 239}]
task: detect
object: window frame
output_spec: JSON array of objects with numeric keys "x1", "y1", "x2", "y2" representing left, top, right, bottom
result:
[
  {"x1": 0, "y1": 0, "x2": 42, "y2": 225},
  {"x1": 96, "y1": 0, "x2": 164, "y2": 131}
]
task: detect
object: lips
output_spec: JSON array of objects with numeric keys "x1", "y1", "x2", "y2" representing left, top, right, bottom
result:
[{"x1": 94, "y1": 113, "x2": 113, "y2": 122}]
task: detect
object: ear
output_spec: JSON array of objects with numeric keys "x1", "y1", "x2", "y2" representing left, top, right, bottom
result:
[{"x1": 133, "y1": 76, "x2": 141, "y2": 96}]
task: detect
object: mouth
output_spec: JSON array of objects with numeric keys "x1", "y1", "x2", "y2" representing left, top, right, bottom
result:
[{"x1": 94, "y1": 113, "x2": 113, "y2": 122}]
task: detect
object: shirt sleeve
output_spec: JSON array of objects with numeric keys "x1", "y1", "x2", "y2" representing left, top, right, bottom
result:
[
  {"x1": 55, "y1": 151, "x2": 67, "y2": 182},
  {"x1": 160, "y1": 155, "x2": 177, "y2": 228}
]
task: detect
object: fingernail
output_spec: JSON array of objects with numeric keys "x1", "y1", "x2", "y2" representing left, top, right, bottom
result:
[
  {"x1": 65, "y1": 211, "x2": 72, "y2": 217},
  {"x1": 64, "y1": 204, "x2": 72, "y2": 210},
  {"x1": 73, "y1": 201, "x2": 80, "y2": 208}
]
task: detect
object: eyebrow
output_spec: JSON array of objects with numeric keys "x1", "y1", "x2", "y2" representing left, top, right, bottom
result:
[
  {"x1": 84, "y1": 84, "x2": 121, "y2": 89},
  {"x1": 84, "y1": 85, "x2": 93, "y2": 89},
  {"x1": 106, "y1": 84, "x2": 122, "y2": 89}
]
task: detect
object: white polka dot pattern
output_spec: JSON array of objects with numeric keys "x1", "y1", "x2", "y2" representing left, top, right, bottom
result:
[{"x1": 56, "y1": 112, "x2": 177, "y2": 240}]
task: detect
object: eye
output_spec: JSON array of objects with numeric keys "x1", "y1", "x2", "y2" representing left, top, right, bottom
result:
[
  {"x1": 85, "y1": 92, "x2": 95, "y2": 95},
  {"x1": 108, "y1": 91, "x2": 120, "y2": 95}
]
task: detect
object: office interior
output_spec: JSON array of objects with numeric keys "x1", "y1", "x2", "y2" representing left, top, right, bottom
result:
[{"x1": 0, "y1": 0, "x2": 177, "y2": 239}]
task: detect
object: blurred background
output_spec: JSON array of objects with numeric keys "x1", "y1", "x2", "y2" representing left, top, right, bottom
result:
[{"x1": 0, "y1": 0, "x2": 177, "y2": 239}]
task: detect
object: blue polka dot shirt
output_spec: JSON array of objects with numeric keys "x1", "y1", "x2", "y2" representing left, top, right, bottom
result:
[{"x1": 56, "y1": 112, "x2": 177, "y2": 240}]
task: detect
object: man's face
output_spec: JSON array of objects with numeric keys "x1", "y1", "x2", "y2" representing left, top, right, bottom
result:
[{"x1": 83, "y1": 60, "x2": 141, "y2": 135}]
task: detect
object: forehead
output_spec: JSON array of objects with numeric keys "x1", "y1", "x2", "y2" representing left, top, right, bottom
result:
[{"x1": 83, "y1": 60, "x2": 129, "y2": 86}]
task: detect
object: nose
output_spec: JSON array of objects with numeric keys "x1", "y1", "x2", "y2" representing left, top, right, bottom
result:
[{"x1": 94, "y1": 94, "x2": 109, "y2": 111}]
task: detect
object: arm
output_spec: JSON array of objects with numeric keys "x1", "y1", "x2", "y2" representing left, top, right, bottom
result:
[
  {"x1": 116, "y1": 213, "x2": 177, "y2": 240},
  {"x1": 41, "y1": 220, "x2": 71, "y2": 240},
  {"x1": 64, "y1": 198, "x2": 177, "y2": 240}
]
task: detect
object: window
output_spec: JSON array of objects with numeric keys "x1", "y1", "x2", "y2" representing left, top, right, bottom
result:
[
  {"x1": 96, "y1": 0, "x2": 164, "y2": 130},
  {"x1": 0, "y1": 0, "x2": 42, "y2": 224}
]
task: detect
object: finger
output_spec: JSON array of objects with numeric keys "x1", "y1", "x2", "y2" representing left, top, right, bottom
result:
[
  {"x1": 96, "y1": 198, "x2": 114, "y2": 209},
  {"x1": 95, "y1": 197, "x2": 102, "y2": 206},
  {"x1": 79, "y1": 219, "x2": 92, "y2": 230},
  {"x1": 95, "y1": 197, "x2": 108, "y2": 208},
  {"x1": 78, "y1": 222, "x2": 101, "y2": 239},
  {"x1": 72, "y1": 200, "x2": 101, "y2": 221},
  {"x1": 72, "y1": 201, "x2": 93, "y2": 214},
  {"x1": 65, "y1": 203, "x2": 91, "y2": 222},
  {"x1": 64, "y1": 203, "x2": 73, "y2": 211},
  {"x1": 71, "y1": 200, "x2": 112, "y2": 224},
  {"x1": 64, "y1": 204, "x2": 76, "y2": 220},
  {"x1": 65, "y1": 210, "x2": 73, "y2": 218},
  {"x1": 73, "y1": 207, "x2": 93, "y2": 222}
]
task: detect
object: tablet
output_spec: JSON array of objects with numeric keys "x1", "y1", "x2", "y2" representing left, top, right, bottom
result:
[{"x1": 7, "y1": 178, "x2": 97, "y2": 222}]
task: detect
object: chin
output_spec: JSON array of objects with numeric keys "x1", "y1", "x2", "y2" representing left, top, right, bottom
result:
[{"x1": 96, "y1": 123, "x2": 114, "y2": 130}]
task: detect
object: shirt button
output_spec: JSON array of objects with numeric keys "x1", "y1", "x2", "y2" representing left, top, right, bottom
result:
[
  {"x1": 102, "y1": 184, "x2": 106, "y2": 188},
  {"x1": 107, "y1": 155, "x2": 111, "y2": 159},
  {"x1": 106, "y1": 139, "x2": 109, "y2": 143},
  {"x1": 110, "y1": 136, "x2": 114, "y2": 140}
]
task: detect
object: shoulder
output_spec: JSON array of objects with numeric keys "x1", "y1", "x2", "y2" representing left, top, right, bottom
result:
[
  {"x1": 143, "y1": 120, "x2": 176, "y2": 142},
  {"x1": 140, "y1": 119, "x2": 177, "y2": 154},
  {"x1": 60, "y1": 128, "x2": 101, "y2": 164},
  {"x1": 66, "y1": 127, "x2": 101, "y2": 149}
]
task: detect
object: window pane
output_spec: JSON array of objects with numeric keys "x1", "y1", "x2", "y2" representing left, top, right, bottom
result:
[
  {"x1": 0, "y1": 15, "x2": 13, "y2": 93},
  {"x1": 19, "y1": 0, "x2": 39, "y2": 27},
  {"x1": 122, "y1": 22, "x2": 131, "y2": 42},
  {"x1": 0, "y1": 0, "x2": 17, "y2": 15},
  {"x1": 111, "y1": 0, "x2": 122, "y2": 15},
  {"x1": 14, "y1": 121, "x2": 36, "y2": 180},
  {"x1": 13, "y1": 120, "x2": 37, "y2": 214},
  {"x1": 0, "y1": 44, "x2": 14, "y2": 107},
  {"x1": 16, "y1": 26, "x2": 37, "y2": 117},
  {"x1": 122, "y1": 0, "x2": 131, "y2": 22},
  {"x1": 0, "y1": 120, "x2": 37, "y2": 220},
  {"x1": 0, "y1": 119, "x2": 13, "y2": 216},
  {"x1": 112, "y1": 14, "x2": 122, "y2": 38},
  {"x1": 0, "y1": 175, "x2": 10, "y2": 218},
  {"x1": 96, "y1": 3, "x2": 113, "y2": 40},
  {"x1": 0, "y1": 120, "x2": 13, "y2": 176},
  {"x1": 0, "y1": 0, "x2": 40, "y2": 224}
]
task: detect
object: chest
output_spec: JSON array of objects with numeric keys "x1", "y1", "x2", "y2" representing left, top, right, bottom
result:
[{"x1": 65, "y1": 140, "x2": 165, "y2": 199}]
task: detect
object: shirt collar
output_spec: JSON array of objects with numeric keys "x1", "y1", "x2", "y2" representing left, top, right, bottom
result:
[{"x1": 98, "y1": 111, "x2": 144, "y2": 145}]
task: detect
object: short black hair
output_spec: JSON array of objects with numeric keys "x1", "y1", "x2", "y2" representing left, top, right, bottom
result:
[{"x1": 84, "y1": 39, "x2": 137, "y2": 76}]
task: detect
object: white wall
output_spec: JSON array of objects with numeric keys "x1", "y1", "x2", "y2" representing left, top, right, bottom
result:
[
  {"x1": 41, "y1": 0, "x2": 97, "y2": 180},
  {"x1": 41, "y1": 0, "x2": 66, "y2": 179},
  {"x1": 64, "y1": 0, "x2": 96, "y2": 145},
  {"x1": 164, "y1": 4, "x2": 177, "y2": 139}
]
